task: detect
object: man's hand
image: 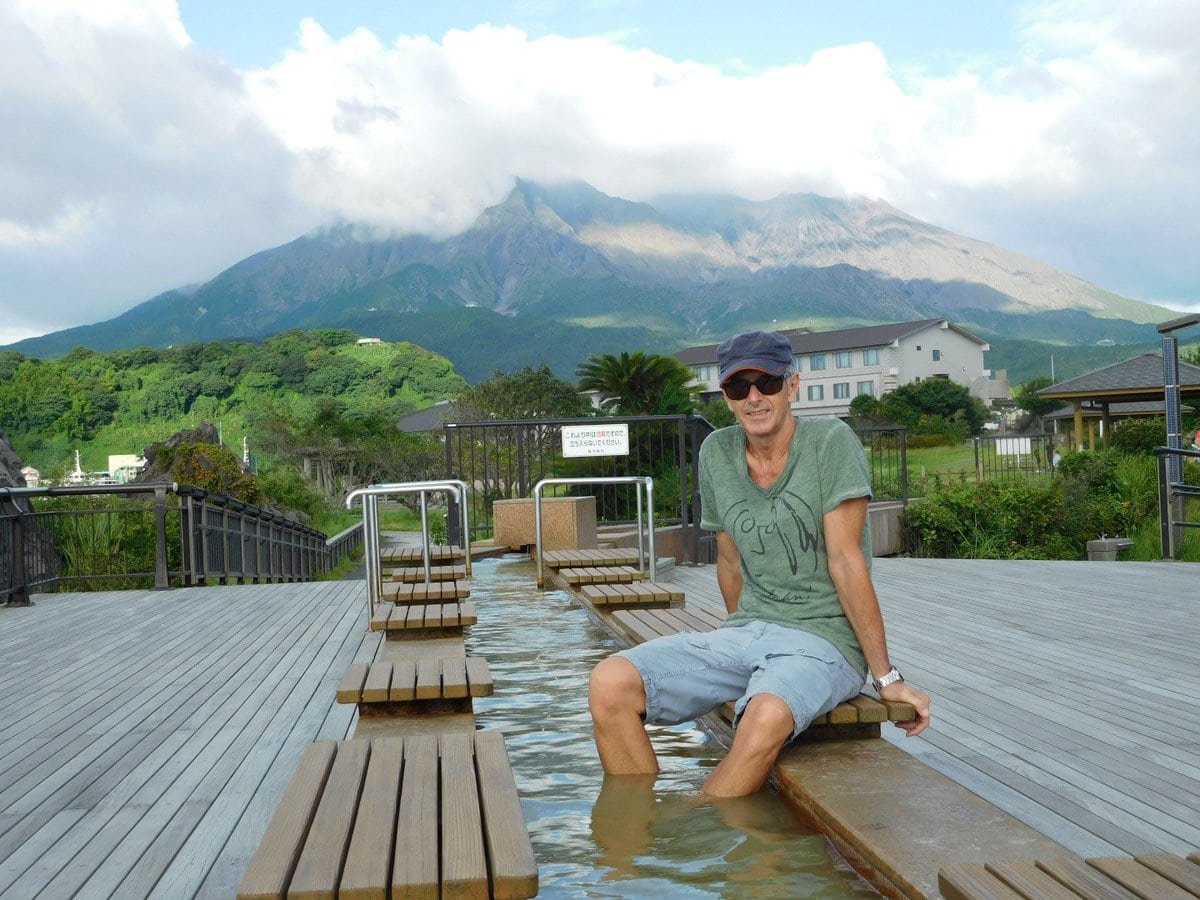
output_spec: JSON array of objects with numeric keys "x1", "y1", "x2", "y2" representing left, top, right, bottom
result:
[{"x1": 881, "y1": 681, "x2": 931, "y2": 736}]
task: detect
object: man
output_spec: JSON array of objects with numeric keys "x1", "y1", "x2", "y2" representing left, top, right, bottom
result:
[{"x1": 589, "y1": 330, "x2": 931, "y2": 797}]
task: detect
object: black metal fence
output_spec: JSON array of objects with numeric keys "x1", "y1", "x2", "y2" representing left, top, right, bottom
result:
[
  {"x1": 0, "y1": 483, "x2": 362, "y2": 605},
  {"x1": 444, "y1": 415, "x2": 712, "y2": 552},
  {"x1": 973, "y1": 433, "x2": 1057, "y2": 481}
]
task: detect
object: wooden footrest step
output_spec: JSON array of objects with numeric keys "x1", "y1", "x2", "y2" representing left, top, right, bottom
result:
[
  {"x1": 382, "y1": 580, "x2": 470, "y2": 603},
  {"x1": 581, "y1": 582, "x2": 684, "y2": 607},
  {"x1": 558, "y1": 565, "x2": 643, "y2": 585},
  {"x1": 337, "y1": 657, "x2": 494, "y2": 705},
  {"x1": 940, "y1": 852, "x2": 1200, "y2": 900},
  {"x1": 380, "y1": 544, "x2": 465, "y2": 564},
  {"x1": 370, "y1": 601, "x2": 478, "y2": 633},
  {"x1": 543, "y1": 549, "x2": 640, "y2": 568},
  {"x1": 392, "y1": 564, "x2": 467, "y2": 583},
  {"x1": 237, "y1": 732, "x2": 537, "y2": 899}
]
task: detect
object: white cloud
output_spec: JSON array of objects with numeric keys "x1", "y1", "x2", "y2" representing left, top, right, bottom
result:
[{"x1": 1, "y1": 0, "x2": 1198, "y2": 339}]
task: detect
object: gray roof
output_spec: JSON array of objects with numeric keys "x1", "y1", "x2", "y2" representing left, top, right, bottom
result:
[
  {"x1": 396, "y1": 400, "x2": 463, "y2": 433},
  {"x1": 676, "y1": 319, "x2": 987, "y2": 365},
  {"x1": 1044, "y1": 399, "x2": 1196, "y2": 420},
  {"x1": 1038, "y1": 353, "x2": 1200, "y2": 398}
]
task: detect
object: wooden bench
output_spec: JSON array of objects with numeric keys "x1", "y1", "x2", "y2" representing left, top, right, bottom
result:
[
  {"x1": 607, "y1": 606, "x2": 916, "y2": 740},
  {"x1": 380, "y1": 543, "x2": 465, "y2": 564},
  {"x1": 237, "y1": 733, "x2": 537, "y2": 899},
  {"x1": 337, "y1": 657, "x2": 494, "y2": 711},
  {"x1": 392, "y1": 564, "x2": 468, "y2": 583},
  {"x1": 580, "y1": 582, "x2": 684, "y2": 608},
  {"x1": 940, "y1": 851, "x2": 1200, "y2": 899},
  {"x1": 370, "y1": 600, "x2": 478, "y2": 634},
  {"x1": 557, "y1": 565, "x2": 644, "y2": 585},
  {"x1": 382, "y1": 580, "x2": 471, "y2": 603},
  {"x1": 543, "y1": 549, "x2": 640, "y2": 568}
]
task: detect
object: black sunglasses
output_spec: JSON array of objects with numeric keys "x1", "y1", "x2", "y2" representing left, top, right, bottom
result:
[{"x1": 722, "y1": 373, "x2": 787, "y2": 401}]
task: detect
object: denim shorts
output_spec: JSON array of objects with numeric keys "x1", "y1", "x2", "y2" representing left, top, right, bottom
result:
[{"x1": 617, "y1": 621, "x2": 864, "y2": 740}]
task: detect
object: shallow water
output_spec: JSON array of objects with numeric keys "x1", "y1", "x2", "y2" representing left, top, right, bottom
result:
[{"x1": 468, "y1": 555, "x2": 877, "y2": 898}]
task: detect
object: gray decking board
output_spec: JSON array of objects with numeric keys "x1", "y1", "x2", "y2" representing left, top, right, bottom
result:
[
  {"x1": 673, "y1": 558, "x2": 1200, "y2": 860},
  {"x1": 0, "y1": 579, "x2": 371, "y2": 898}
]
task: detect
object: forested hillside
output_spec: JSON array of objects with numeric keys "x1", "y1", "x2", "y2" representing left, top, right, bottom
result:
[{"x1": 0, "y1": 329, "x2": 465, "y2": 477}]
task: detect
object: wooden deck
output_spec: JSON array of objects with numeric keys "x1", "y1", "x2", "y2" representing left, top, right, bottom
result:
[
  {"x1": 672, "y1": 557, "x2": 1200, "y2": 860},
  {"x1": 0, "y1": 580, "x2": 376, "y2": 899},
  {"x1": 3, "y1": 558, "x2": 1198, "y2": 898}
]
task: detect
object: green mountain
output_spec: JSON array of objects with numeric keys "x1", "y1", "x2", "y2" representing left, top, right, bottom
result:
[{"x1": 7, "y1": 180, "x2": 1174, "y2": 381}]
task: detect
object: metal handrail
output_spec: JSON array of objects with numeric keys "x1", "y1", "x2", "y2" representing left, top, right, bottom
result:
[
  {"x1": 345, "y1": 480, "x2": 470, "y2": 610},
  {"x1": 533, "y1": 476, "x2": 655, "y2": 587},
  {"x1": 1156, "y1": 446, "x2": 1200, "y2": 558}
]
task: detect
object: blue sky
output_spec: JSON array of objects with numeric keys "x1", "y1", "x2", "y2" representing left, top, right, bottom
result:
[
  {"x1": 2, "y1": 0, "x2": 1198, "y2": 343},
  {"x1": 178, "y1": 1, "x2": 1021, "y2": 76}
]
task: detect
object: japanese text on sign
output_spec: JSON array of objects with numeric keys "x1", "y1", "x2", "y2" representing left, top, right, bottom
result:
[{"x1": 561, "y1": 423, "x2": 630, "y2": 458}]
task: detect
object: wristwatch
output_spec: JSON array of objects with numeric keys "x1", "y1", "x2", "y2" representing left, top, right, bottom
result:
[{"x1": 872, "y1": 666, "x2": 904, "y2": 692}]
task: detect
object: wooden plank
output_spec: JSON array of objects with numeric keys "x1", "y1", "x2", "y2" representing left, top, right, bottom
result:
[
  {"x1": 474, "y1": 731, "x2": 538, "y2": 899},
  {"x1": 368, "y1": 606, "x2": 390, "y2": 632},
  {"x1": 1089, "y1": 856, "x2": 1197, "y2": 899},
  {"x1": 442, "y1": 604, "x2": 460, "y2": 628},
  {"x1": 883, "y1": 699, "x2": 917, "y2": 722},
  {"x1": 847, "y1": 695, "x2": 889, "y2": 724},
  {"x1": 458, "y1": 601, "x2": 478, "y2": 626},
  {"x1": 237, "y1": 742, "x2": 336, "y2": 900},
  {"x1": 441, "y1": 657, "x2": 469, "y2": 700},
  {"x1": 985, "y1": 859, "x2": 1086, "y2": 900},
  {"x1": 392, "y1": 735, "x2": 438, "y2": 899},
  {"x1": 361, "y1": 663, "x2": 393, "y2": 704},
  {"x1": 826, "y1": 702, "x2": 859, "y2": 725},
  {"x1": 393, "y1": 565, "x2": 466, "y2": 584},
  {"x1": 339, "y1": 738, "x2": 403, "y2": 900},
  {"x1": 388, "y1": 661, "x2": 417, "y2": 702},
  {"x1": 1036, "y1": 857, "x2": 1143, "y2": 900},
  {"x1": 415, "y1": 658, "x2": 442, "y2": 700},
  {"x1": 439, "y1": 732, "x2": 488, "y2": 898},
  {"x1": 336, "y1": 664, "x2": 370, "y2": 704},
  {"x1": 1135, "y1": 855, "x2": 1200, "y2": 896},
  {"x1": 288, "y1": 739, "x2": 370, "y2": 899},
  {"x1": 465, "y1": 657, "x2": 494, "y2": 698},
  {"x1": 938, "y1": 863, "x2": 1025, "y2": 900}
]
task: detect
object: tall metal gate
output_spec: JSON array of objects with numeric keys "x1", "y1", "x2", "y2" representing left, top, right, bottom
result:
[
  {"x1": 443, "y1": 415, "x2": 714, "y2": 562},
  {"x1": 973, "y1": 433, "x2": 1057, "y2": 480}
]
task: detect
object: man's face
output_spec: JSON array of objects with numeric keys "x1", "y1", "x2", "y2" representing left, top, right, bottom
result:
[{"x1": 723, "y1": 370, "x2": 799, "y2": 439}]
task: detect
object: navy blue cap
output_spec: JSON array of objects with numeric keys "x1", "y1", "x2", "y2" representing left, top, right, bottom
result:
[{"x1": 717, "y1": 331, "x2": 793, "y2": 385}]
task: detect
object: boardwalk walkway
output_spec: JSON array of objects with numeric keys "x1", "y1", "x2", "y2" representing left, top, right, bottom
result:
[
  {"x1": 672, "y1": 558, "x2": 1200, "y2": 861},
  {"x1": 0, "y1": 580, "x2": 375, "y2": 898},
  {"x1": 2, "y1": 558, "x2": 1197, "y2": 897}
]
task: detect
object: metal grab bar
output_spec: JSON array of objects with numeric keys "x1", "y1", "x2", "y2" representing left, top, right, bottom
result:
[
  {"x1": 1156, "y1": 446, "x2": 1200, "y2": 559},
  {"x1": 532, "y1": 476, "x2": 655, "y2": 587},
  {"x1": 346, "y1": 480, "x2": 470, "y2": 609}
]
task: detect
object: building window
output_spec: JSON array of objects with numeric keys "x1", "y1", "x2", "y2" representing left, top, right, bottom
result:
[
  {"x1": 693, "y1": 364, "x2": 712, "y2": 381},
  {"x1": 857, "y1": 381, "x2": 874, "y2": 397},
  {"x1": 807, "y1": 385, "x2": 824, "y2": 401},
  {"x1": 810, "y1": 354, "x2": 827, "y2": 371},
  {"x1": 863, "y1": 348, "x2": 880, "y2": 365},
  {"x1": 833, "y1": 382, "x2": 850, "y2": 399},
  {"x1": 834, "y1": 351, "x2": 852, "y2": 368},
  {"x1": 932, "y1": 349, "x2": 942, "y2": 361},
  {"x1": 792, "y1": 354, "x2": 804, "y2": 372}
]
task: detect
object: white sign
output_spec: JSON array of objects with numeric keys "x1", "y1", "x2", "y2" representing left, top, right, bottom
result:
[
  {"x1": 561, "y1": 423, "x2": 630, "y2": 458},
  {"x1": 995, "y1": 437, "x2": 1032, "y2": 457}
]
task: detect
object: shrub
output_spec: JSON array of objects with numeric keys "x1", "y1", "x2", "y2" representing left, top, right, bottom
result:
[{"x1": 1108, "y1": 417, "x2": 1166, "y2": 456}]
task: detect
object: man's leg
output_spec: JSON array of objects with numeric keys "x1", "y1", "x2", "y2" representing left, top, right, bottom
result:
[
  {"x1": 701, "y1": 693, "x2": 794, "y2": 797},
  {"x1": 589, "y1": 656, "x2": 659, "y2": 775}
]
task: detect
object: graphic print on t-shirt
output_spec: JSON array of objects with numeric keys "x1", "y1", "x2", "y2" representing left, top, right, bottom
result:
[{"x1": 728, "y1": 490, "x2": 820, "y2": 578}]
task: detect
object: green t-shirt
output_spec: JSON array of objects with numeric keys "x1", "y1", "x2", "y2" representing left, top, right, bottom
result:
[{"x1": 698, "y1": 417, "x2": 872, "y2": 677}]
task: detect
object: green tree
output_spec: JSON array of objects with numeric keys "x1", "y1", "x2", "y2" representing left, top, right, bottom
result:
[
  {"x1": 880, "y1": 379, "x2": 987, "y2": 436},
  {"x1": 1013, "y1": 376, "x2": 1058, "y2": 419},
  {"x1": 694, "y1": 396, "x2": 735, "y2": 428},
  {"x1": 576, "y1": 351, "x2": 698, "y2": 416},
  {"x1": 458, "y1": 365, "x2": 591, "y2": 420}
]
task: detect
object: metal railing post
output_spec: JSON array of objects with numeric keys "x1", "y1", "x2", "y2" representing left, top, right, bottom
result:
[
  {"x1": 153, "y1": 487, "x2": 170, "y2": 590},
  {"x1": 10, "y1": 510, "x2": 29, "y2": 606}
]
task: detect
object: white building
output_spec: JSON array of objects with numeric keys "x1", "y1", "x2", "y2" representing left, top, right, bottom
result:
[
  {"x1": 678, "y1": 319, "x2": 1002, "y2": 418},
  {"x1": 108, "y1": 454, "x2": 146, "y2": 484},
  {"x1": 20, "y1": 466, "x2": 40, "y2": 487}
]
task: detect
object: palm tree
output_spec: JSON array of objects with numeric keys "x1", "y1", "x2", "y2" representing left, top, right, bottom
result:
[{"x1": 576, "y1": 351, "x2": 698, "y2": 415}]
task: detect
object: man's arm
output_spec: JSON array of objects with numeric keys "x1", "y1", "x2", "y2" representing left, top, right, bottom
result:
[
  {"x1": 824, "y1": 496, "x2": 931, "y2": 736},
  {"x1": 715, "y1": 531, "x2": 742, "y2": 615}
]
